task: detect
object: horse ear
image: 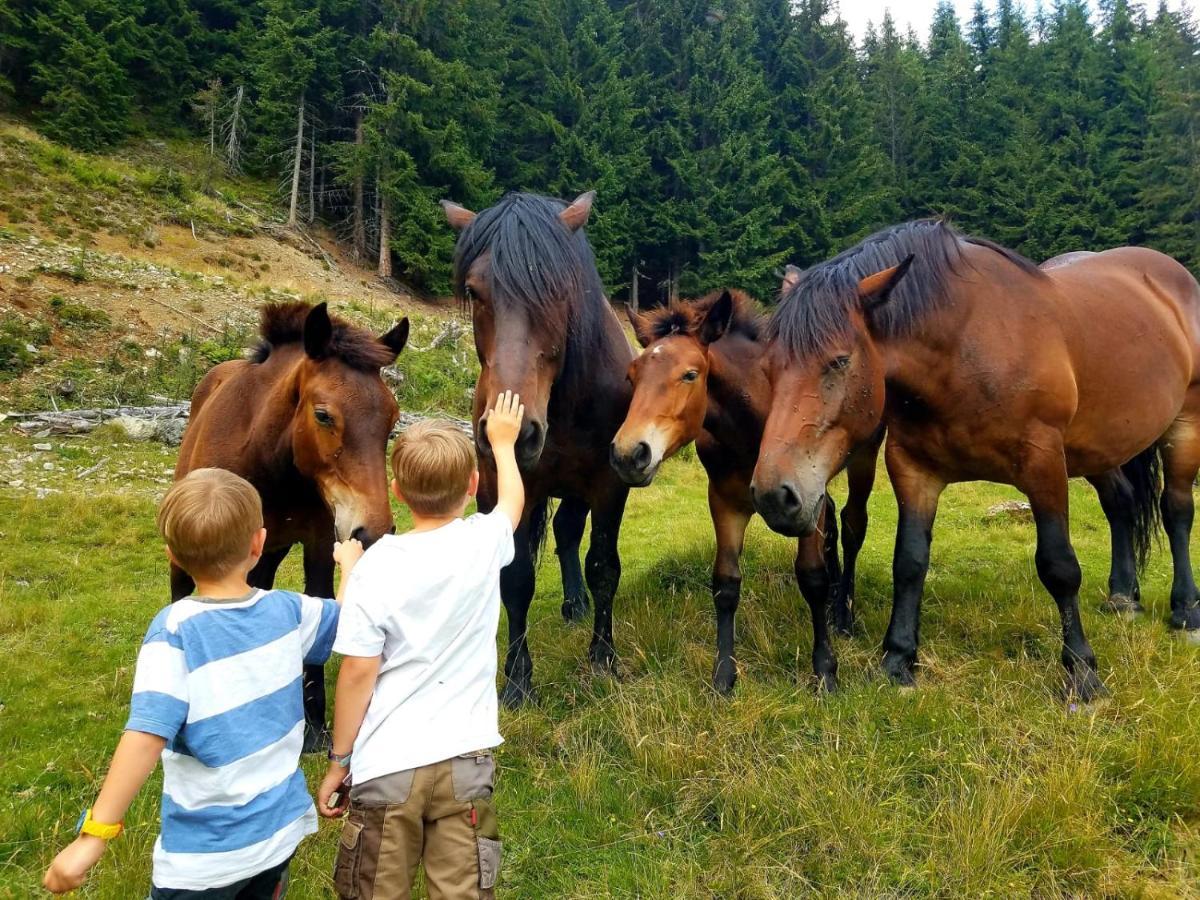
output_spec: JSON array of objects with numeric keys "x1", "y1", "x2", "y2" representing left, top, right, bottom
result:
[
  {"x1": 858, "y1": 254, "x2": 914, "y2": 310},
  {"x1": 380, "y1": 317, "x2": 409, "y2": 360},
  {"x1": 303, "y1": 302, "x2": 333, "y2": 360},
  {"x1": 440, "y1": 199, "x2": 476, "y2": 231},
  {"x1": 626, "y1": 304, "x2": 654, "y2": 348},
  {"x1": 559, "y1": 190, "x2": 595, "y2": 233},
  {"x1": 698, "y1": 290, "x2": 734, "y2": 345},
  {"x1": 781, "y1": 264, "x2": 803, "y2": 295}
]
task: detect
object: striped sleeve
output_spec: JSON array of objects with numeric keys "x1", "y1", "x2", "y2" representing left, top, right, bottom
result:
[
  {"x1": 126, "y1": 613, "x2": 189, "y2": 740},
  {"x1": 298, "y1": 593, "x2": 339, "y2": 665}
]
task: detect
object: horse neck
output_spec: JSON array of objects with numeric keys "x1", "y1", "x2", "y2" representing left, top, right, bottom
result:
[
  {"x1": 550, "y1": 291, "x2": 633, "y2": 422},
  {"x1": 251, "y1": 350, "x2": 307, "y2": 477},
  {"x1": 704, "y1": 335, "x2": 768, "y2": 448}
]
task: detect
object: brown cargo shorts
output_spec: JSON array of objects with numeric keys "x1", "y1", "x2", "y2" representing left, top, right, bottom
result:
[{"x1": 333, "y1": 750, "x2": 500, "y2": 900}]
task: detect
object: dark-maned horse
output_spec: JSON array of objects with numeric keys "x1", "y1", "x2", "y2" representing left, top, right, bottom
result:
[
  {"x1": 174, "y1": 302, "x2": 408, "y2": 748},
  {"x1": 611, "y1": 289, "x2": 882, "y2": 692},
  {"x1": 751, "y1": 219, "x2": 1200, "y2": 700},
  {"x1": 442, "y1": 191, "x2": 633, "y2": 706}
]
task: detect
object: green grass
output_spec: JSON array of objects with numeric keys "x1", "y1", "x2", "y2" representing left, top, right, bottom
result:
[{"x1": 2, "y1": 436, "x2": 1200, "y2": 898}]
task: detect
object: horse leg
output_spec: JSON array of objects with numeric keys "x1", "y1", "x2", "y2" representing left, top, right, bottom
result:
[
  {"x1": 708, "y1": 477, "x2": 753, "y2": 695},
  {"x1": 1159, "y1": 423, "x2": 1200, "y2": 633},
  {"x1": 301, "y1": 541, "x2": 335, "y2": 752},
  {"x1": 795, "y1": 509, "x2": 839, "y2": 693},
  {"x1": 553, "y1": 496, "x2": 591, "y2": 624},
  {"x1": 1019, "y1": 441, "x2": 1105, "y2": 701},
  {"x1": 585, "y1": 484, "x2": 628, "y2": 675},
  {"x1": 169, "y1": 562, "x2": 195, "y2": 602},
  {"x1": 248, "y1": 545, "x2": 291, "y2": 591},
  {"x1": 500, "y1": 503, "x2": 544, "y2": 708},
  {"x1": 881, "y1": 445, "x2": 945, "y2": 686},
  {"x1": 1087, "y1": 470, "x2": 1143, "y2": 616},
  {"x1": 835, "y1": 429, "x2": 882, "y2": 636},
  {"x1": 822, "y1": 493, "x2": 842, "y2": 613}
]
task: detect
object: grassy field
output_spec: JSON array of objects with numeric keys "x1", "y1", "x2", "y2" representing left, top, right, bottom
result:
[{"x1": 2, "y1": 431, "x2": 1200, "y2": 898}]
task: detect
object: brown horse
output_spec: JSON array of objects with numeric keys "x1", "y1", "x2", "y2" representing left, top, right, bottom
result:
[
  {"x1": 442, "y1": 191, "x2": 634, "y2": 706},
  {"x1": 174, "y1": 302, "x2": 408, "y2": 748},
  {"x1": 751, "y1": 219, "x2": 1200, "y2": 700},
  {"x1": 611, "y1": 289, "x2": 882, "y2": 692}
]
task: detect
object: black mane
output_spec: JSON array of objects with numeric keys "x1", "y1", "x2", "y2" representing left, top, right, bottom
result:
[
  {"x1": 251, "y1": 302, "x2": 395, "y2": 371},
  {"x1": 768, "y1": 219, "x2": 1044, "y2": 359},
  {"x1": 644, "y1": 289, "x2": 763, "y2": 342},
  {"x1": 451, "y1": 191, "x2": 613, "y2": 390}
]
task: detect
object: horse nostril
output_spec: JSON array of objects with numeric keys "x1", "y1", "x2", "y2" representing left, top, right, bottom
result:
[
  {"x1": 519, "y1": 419, "x2": 544, "y2": 450},
  {"x1": 350, "y1": 526, "x2": 369, "y2": 545},
  {"x1": 779, "y1": 483, "x2": 802, "y2": 513},
  {"x1": 633, "y1": 441, "x2": 652, "y2": 468}
]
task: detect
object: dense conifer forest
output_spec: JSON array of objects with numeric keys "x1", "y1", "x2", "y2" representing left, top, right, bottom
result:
[{"x1": 3, "y1": 0, "x2": 1197, "y2": 300}]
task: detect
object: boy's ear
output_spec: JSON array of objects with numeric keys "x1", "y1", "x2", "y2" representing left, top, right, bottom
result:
[
  {"x1": 467, "y1": 469, "x2": 480, "y2": 499},
  {"x1": 390, "y1": 478, "x2": 404, "y2": 504},
  {"x1": 165, "y1": 546, "x2": 179, "y2": 567},
  {"x1": 248, "y1": 527, "x2": 267, "y2": 561}
]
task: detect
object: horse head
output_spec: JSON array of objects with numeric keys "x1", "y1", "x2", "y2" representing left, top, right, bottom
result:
[
  {"x1": 288, "y1": 302, "x2": 408, "y2": 545},
  {"x1": 443, "y1": 190, "x2": 597, "y2": 470},
  {"x1": 752, "y1": 260, "x2": 910, "y2": 536},
  {"x1": 610, "y1": 291, "x2": 735, "y2": 486}
]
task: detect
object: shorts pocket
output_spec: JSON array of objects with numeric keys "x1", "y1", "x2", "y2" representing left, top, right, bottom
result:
[
  {"x1": 333, "y1": 818, "x2": 363, "y2": 899},
  {"x1": 351, "y1": 768, "x2": 415, "y2": 807},
  {"x1": 451, "y1": 751, "x2": 495, "y2": 803},
  {"x1": 477, "y1": 836, "x2": 502, "y2": 891}
]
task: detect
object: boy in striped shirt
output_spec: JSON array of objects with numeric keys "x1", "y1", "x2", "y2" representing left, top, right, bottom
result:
[{"x1": 43, "y1": 468, "x2": 363, "y2": 898}]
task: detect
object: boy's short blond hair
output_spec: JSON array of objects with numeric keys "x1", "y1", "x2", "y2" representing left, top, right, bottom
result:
[
  {"x1": 391, "y1": 421, "x2": 476, "y2": 516},
  {"x1": 158, "y1": 468, "x2": 264, "y2": 579}
]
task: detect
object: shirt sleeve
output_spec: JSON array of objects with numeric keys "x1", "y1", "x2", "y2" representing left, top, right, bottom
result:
[
  {"x1": 298, "y1": 593, "x2": 341, "y2": 665},
  {"x1": 125, "y1": 617, "x2": 189, "y2": 741},
  {"x1": 332, "y1": 566, "x2": 387, "y2": 658},
  {"x1": 469, "y1": 509, "x2": 515, "y2": 568}
]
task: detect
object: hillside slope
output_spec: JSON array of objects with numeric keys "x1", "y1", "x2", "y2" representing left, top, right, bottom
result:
[{"x1": 0, "y1": 119, "x2": 471, "y2": 414}]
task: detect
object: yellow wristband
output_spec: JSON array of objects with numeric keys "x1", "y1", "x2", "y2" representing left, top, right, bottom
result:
[{"x1": 77, "y1": 808, "x2": 123, "y2": 840}]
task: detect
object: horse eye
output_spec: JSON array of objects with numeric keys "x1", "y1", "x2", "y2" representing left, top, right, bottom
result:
[
  {"x1": 682, "y1": 370, "x2": 699, "y2": 383},
  {"x1": 314, "y1": 408, "x2": 334, "y2": 427},
  {"x1": 827, "y1": 355, "x2": 851, "y2": 373}
]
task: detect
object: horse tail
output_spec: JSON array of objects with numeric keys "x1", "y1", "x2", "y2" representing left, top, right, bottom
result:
[
  {"x1": 527, "y1": 496, "x2": 552, "y2": 562},
  {"x1": 1121, "y1": 445, "x2": 1163, "y2": 573}
]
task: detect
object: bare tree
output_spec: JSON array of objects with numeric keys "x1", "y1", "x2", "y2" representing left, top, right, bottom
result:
[
  {"x1": 377, "y1": 165, "x2": 391, "y2": 279},
  {"x1": 352, "y1": 107, "x2": 367, "y2": 261},
  {"x1": 287, "y1": 93, "x2": 306, "y2": 227},
  {"x1": 223, "y1": 85, "x2": 245, "y2": 174},
  {"x1": 308, "y1": 124, "x2": 316, "y2": 223}
]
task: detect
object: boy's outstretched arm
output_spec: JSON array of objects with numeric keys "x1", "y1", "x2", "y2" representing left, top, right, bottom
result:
[
  {"x1": 485, "y1": 390, "x2": 526, "y2": 530},
  {"x1": 317, "y1": 654, "x2": 381, "y2": 818},
  {"x1": 44, "y1": 730, "x2": 167, "y2": 893}
]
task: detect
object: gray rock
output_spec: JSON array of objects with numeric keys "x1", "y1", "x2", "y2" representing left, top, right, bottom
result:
[
  {"x1": 108, "y1": 416, "x2": 160, "y2": 441},
  {"x1": 32, "y1": 443, "x2": 52, "y2": 451}
]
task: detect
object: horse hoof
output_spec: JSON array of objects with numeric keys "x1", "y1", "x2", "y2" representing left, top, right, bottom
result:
[
  {"x1": 882, "y1": 652, "x2": 917, "y2": 688},
  {"x1": 500, "y1": 679, "x2": 537, "y2": 709},
  {"x1": 712, "y1": 661, "x2": 737, "y2": 696},
  {"x1": 1065, "y1": 667, "x2": 1108, "y2": 703},
  {"x1": 1100, "y1": 595, "x2": 1144, "y2": 618},
  {"x1": 1169, "y1": 606, "x2": 1200, "y2": 633},
  {"x1": 561, "y1": 595, "x2": 590, "y2": 624},
  {"x1": 832, "y1": 618, "x2": 855, "y2": 639},
  {"x1": 302, "y1": 724, "x2": 332, "y2": 755},
  {"x1": 816, "y1": 670, "x2": 839, "y2": 694}
]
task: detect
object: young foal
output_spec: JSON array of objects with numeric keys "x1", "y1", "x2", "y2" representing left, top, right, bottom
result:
[
  {"x1": 443, "y1": 191, "x2": 634, "y2": 706},
  {"x1": 175, "y1": 302, "x2": 408, "y2": 749},
  {"x1": 611, "y1": 290, "x2": 881, "y2": 692},
  {"x1": 752, "y1": 220, "x2": 1200, "y2": 700}
]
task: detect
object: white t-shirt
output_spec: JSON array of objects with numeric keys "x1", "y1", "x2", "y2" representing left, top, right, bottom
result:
[{"x1": 333, "y1": 510, "x2": 514, "y2": 783}]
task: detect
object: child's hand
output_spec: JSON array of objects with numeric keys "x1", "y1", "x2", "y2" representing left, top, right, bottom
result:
[
  {"x1": 318, "y1": 765, "x2": 351, "y2": 818},
  {"x1": 333, "y1": 538, "x2": 365, "y2": 570},
  {"x1": 44, "y1": 835, "x2": 107, "y2": 893},
  {"x1": 485, "y1": 390, "x2": 525, "y2": 452}
]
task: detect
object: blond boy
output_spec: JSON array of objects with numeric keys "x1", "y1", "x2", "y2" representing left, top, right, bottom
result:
[
  {"x1": 318, "y1": 391, "x2": 526, "y2": 900},
  {"x1": 44, "y1": 468, "x2": 362, "y2": 898}
]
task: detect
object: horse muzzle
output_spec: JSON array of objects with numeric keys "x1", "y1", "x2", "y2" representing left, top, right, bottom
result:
[
  {"x1": 477, "y1": 413, "x2": 547, "y2": 470},
  {"x1": 609, "y1": 439, "x2": 659, "y2": 487},
  {"x1": 750, "y1": 479, "x2": 824, "y2": 537}
]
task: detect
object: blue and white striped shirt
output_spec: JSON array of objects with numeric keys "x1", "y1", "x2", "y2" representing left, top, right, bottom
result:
[{"x1": 126, "y1": 589, "x2": 339, "y2": 891}]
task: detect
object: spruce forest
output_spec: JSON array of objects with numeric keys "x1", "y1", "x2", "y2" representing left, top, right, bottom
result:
[{"x1": 3, "y1": 0, "x2": 1198, "y2": 303}]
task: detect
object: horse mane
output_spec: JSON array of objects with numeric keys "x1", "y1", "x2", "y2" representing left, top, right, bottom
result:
[
  {"x1": 642, "y1": 289, "x2": 763, "y2": 342},
  {"x1": 768, "y1": 219, "x2": 1044, "y2": 359},
  {"x1": 451, "y1": 191, "x2": 613, "y2": 390},
  {"x1": 250, "y1": 301, "x2": 395, "y2": 372}
]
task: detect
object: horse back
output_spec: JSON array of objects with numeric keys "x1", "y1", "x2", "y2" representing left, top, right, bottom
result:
[{"x1": 175, "y1": 358, "x2": 261, "y2": 479}]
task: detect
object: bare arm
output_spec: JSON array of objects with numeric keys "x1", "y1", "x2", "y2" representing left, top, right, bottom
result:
[
  {"x1": 317, "y1": 654, "x2": 382, "y2": 817},
  {"x1": 333, "y1": 539, "x2": 365, "y2": 605},
  {"x1": 485, "y1": 390, "x2": 526, "y2": 530},
  {"x1": 44, "y1": 730, "x2": 167, "y2": 893}
]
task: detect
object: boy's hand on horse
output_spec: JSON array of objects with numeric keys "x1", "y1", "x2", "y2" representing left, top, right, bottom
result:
[
  {"x1": 486, "y1": 391, "x2": 525, "y2": 451},
  {"x1": 333, "y1": 538, "x2": 365, "y2": 571}
]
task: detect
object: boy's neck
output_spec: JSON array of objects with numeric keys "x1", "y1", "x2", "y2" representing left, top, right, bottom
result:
[
  {"x1": 408, "y1": 512, "x2": 461, "y2": 533},
  {"x1": 191, "y1": 573, "x2": 256, "y2": 600}
]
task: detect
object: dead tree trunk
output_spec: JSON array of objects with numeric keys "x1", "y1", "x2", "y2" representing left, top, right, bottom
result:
[
  {"x1": 352, "y1": 109, "x2": 367, "y2": 262},
  {"x1": 377, "y1": 172, "x2": 392, "y2": 279},
  {"x1": 224, "y1": 85, "x2": 244, "y2": 173},
  {"x1": 630, "y1": 263, "x2": 639, "y2": 314},
  {"x1": 287, "y1": 93, "x2": 305, "y2": 228},
  {"x1": 307, "y1": 125, "x2": 316, "y2": 223}
]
